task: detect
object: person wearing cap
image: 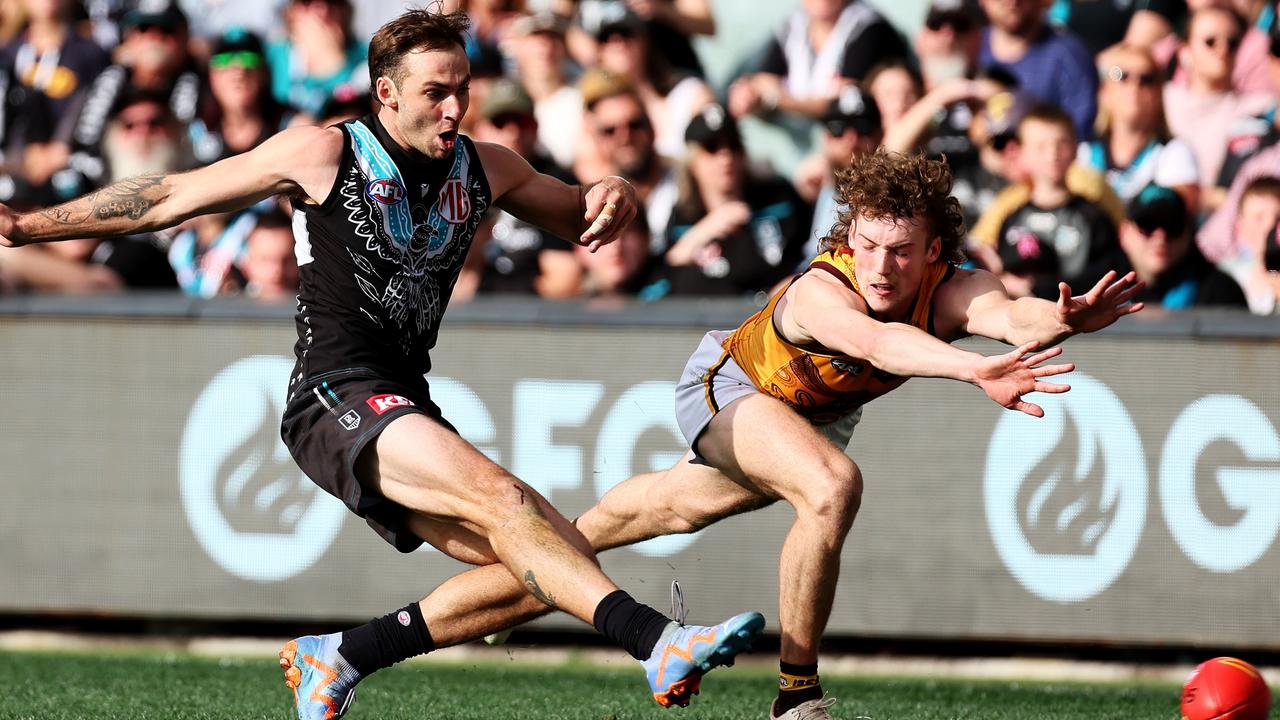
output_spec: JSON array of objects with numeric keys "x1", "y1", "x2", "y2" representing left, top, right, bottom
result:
[
  {"x1": 266, "y1": 0, "x2": 369, "y2": 118},
  {"x1": 1079, "y1": 43, "x2": 1200, "y2": 209},
  {"x1": 42, "y1": 0, "x2": 200, "y2": 201},
  {"x1": 727, "y1": 0, "x2": 908, "y2": 122},
  {"x1": 972, "y1": 104, "x2": 1127, "y2": 298},
  {"x1": 887, "y1": 79, "x2": 1019, "y2": 229},
  {"x1": 793, "y1": 86, "x2": 881, "y2": 264},
  {"x1": 460, "y1": 76, "x2": 582, "y2": 300},
  {"x1": 976, "y1": 0, "x2": 1098, "y2": 140},
  {"x1": 660, "y1": 104, "x2": 810, "y2": 296},
  {"x1": 507, "y1": 10, "x2": 582, "y2": 168},
  {"x1": 190, "y1": 28, "x2": 296, "y2": 167},
  {"x1": 1, "y1": 11, "x2": 775, "y2": 717},
  {"x1": 574, "y1": 0, "x2": 715, "y2": 80},
  {"x1": 1117, "y1": 183, "x2": 1247, "y2": 308},
  {"x1": 586, "y1": 4, "x2": 714, "y2": 160}
]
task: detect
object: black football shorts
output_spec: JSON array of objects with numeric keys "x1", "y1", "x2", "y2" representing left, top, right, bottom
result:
[{"x1": 280, "y1": 368, "x2": 454, "y2": 552}]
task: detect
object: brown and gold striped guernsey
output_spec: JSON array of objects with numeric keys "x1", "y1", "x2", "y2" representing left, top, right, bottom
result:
[{"x1": 717, "y1": 248, "x2": 956, "y2": 423}]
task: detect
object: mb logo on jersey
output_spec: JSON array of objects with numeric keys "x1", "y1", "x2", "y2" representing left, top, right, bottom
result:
[
  {"x1": 179, "y1": 356, "x2": 347, "y2": 582},
  {"x1": 982, "y1": 373, "x2": 1147, "y2": 603},
  {"x1": 438, "y1": 178, "x2": 471, "y2": 224},
  {"x1": 366, "y1": 177, "x2": 406, "y2": 205}
]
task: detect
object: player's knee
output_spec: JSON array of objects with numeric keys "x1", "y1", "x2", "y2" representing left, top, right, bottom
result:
[
  {"x1": 802, "y1": 456, "x2": 863, "y2": 527},
  {"x1": 469, "y1": 472, "x2": 547, "y2": 521}
]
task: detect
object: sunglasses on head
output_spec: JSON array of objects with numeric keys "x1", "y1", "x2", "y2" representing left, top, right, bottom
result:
[
  {"x1": 597, "y1": 118, "x2": 648, "y2": 137},
  {"x1": 1202, "y1": 34, "x2": 1242, "y2": 51},
  {"x1": 210, "y1": 50, "x2": 263, "y2": 70},
  {"x1": 1106, "y1": 65, "x2": 1159, "y2": 87}
]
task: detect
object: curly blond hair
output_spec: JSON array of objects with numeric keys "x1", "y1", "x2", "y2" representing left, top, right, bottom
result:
[{"x1": 821, "y1": 150, "x2": 966, "y2": 264}]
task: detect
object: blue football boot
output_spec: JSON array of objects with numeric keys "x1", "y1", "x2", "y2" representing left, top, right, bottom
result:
[
  {"x1": 641, "y1": 611, "x2": 766, "y2": 707},
  {"x1": 279, "y1": 633, "x2": 361, "y2": 720}
]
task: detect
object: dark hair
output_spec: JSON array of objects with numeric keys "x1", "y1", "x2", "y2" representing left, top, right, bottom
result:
[
  {"x1": 1241, "y1": 175, "x2": 1280, "y2": 204},
  {"x1": 252, "y1": 207, "x2": 294, "y2": 232},
  {"x1": 822, "y1": 150, "x2": 966, "y2": 264},
  {"x1": 1016, "y1": 103, "x2": 1076, "y2": 142},
  {"x1": 369, "y1": 7, "x2": 470, "y2": 89}
]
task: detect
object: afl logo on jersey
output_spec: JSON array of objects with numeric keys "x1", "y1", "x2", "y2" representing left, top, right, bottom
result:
[
  {"x1": 366, "y1": 178, "x2": 406, "y2": 205},
  {"x1": 437, "y1": 178, "x2": 472, "y2": 224}
]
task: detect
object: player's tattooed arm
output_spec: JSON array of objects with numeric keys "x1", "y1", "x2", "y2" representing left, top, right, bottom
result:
[
  {"x1": 11, "y1": 174, "x2": 173, "y2": 245},
  {"x1": 523, "y1": 570, "x2": 558, "y2": 609}
]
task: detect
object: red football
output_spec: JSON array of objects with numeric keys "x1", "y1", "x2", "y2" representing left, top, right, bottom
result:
[{"x1": 1182, "y1": 657, "x2": 1272, "y2": 720}]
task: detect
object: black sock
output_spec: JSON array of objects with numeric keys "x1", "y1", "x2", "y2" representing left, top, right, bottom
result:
[
  {"x1": 775, "y1": 661, "x2": 822, "y2": 714},
  {"x1": 591, "y1": 590, "x2": 672, "y2": 661},
  {"x1": 338, "y1": 603, "x2": 436, "y2": 676}
]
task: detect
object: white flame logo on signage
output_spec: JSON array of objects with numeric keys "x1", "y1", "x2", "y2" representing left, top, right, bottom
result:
[
  {"x1": 180, "y1": 356, "x2": 347, "y2": 582},
  {"x1": 983, "y1": 373, "x2": 1147, "y2": 602}
]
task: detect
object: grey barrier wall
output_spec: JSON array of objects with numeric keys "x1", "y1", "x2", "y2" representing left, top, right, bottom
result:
[{"x1": 1, "y1": 297, "x2": 1278, "y2": 649}]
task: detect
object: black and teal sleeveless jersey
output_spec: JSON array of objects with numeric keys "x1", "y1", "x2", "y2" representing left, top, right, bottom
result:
[{"x1": 290, "y1": 113, "x2": 492, "y2": 388}]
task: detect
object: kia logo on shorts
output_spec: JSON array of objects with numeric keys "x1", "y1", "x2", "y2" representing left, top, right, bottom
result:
[
  {"x1": 180, "y1": 356, "x2": 346, "y2": 582},
  {"x1": 367, "y1": 393, "x2": 415, "y2": 415},
  {"x1": 983, "y1": 373, "x2": 1148, "y2": 603},
  {"x1": 366, "y1": 178, "x2": 406, "y2": 205}
]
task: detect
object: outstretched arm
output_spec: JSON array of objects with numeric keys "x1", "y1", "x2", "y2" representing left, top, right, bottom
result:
[
  {"x1": 784, "y1": 272, "x2": 1074, "y2": 416},
  {"x1": 475, "y1": 142, "x2": 637, "y2": 252},
  {"x1": 952, "y1": 268, "x2": 1145, "y2": 347},
  {"x1": 0, "y1": 125, "x2": 341, "y2": 247}
]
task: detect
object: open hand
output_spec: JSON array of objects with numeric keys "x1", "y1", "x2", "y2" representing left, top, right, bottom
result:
[
  {"x1": 975, "y1": 341, "x2": 1074, "y2": 417},
  {"x1": 1057, "y1": 270, "x2": 1145, "y2": 334}
]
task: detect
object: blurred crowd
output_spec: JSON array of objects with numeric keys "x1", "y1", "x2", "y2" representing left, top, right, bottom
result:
[{"x1": 0, "y1": 0, "x2": 1278, "y2": 314}]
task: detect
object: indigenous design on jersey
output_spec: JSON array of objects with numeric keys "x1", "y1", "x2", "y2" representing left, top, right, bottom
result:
[
  {"x1": 343, "y1": 120, "x2": 486, "y2": 348},
  {"x1": 290, "y1": 115, "x2": 491, "y2": 385},
  {"x1": 720, "y1": 249, "x2": 954, "y2": 423}
]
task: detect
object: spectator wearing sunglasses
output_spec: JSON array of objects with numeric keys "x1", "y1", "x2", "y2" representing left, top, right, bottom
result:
[
  {"x1": 578, "y1": 68, "x2": 677, "y2": 256},
  {"x1": 1164, "y1": 0, "x2": 1273, "y2": 95},
  {"x1": 585, "y1": 6, "x2": 714, "y2": 161},
  {"x1": 1080, "y1": 43, "x2": 1200, "y2": 209},
  {"x1": 189, "y1": 28, "x2": 296, "y2": 167},
  {"x1": 266, "y1": 0, "x2": 369, "y2": 117},
  {"x1": 1117, "y1": 183, "x2": 1247, "y2": 308},
  {"x1": 506, "y1": 11, "x2": 581, "y2": 169},
  {"x1": 47, "y1": 0, "x2": 200, "y2": 201},
  {"x1": 1165, "y1": 6, "x2": 1272, "y2": 203},
  {"x1": 658, "y1": 105, "x2": 810, "y2": 297},
  {"x1": 977, "y1": 0, "x2": 1098, "y2": 139},
  {"x1": 1216, "y1": 26, "x2": 1280, "y2": 193},
  {"x1": 916, "y1": 0, "x2": 983, "y2": 90}
]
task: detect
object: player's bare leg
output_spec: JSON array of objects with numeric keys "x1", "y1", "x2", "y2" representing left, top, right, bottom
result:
[
  {"x1": 415, "y1": 456, "x2": 774, "y2": 647},
  {"x1": 696, "y1": 394, "x2": 863, "y2": 719},
  {"x1": 282, "y1": 415, "x2": 764, "y2": 719}
]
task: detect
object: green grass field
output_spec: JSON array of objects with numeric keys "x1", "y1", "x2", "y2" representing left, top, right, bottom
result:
[{"x1": 0, "y1": 648, "x2": 1185, "y2": 720}]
